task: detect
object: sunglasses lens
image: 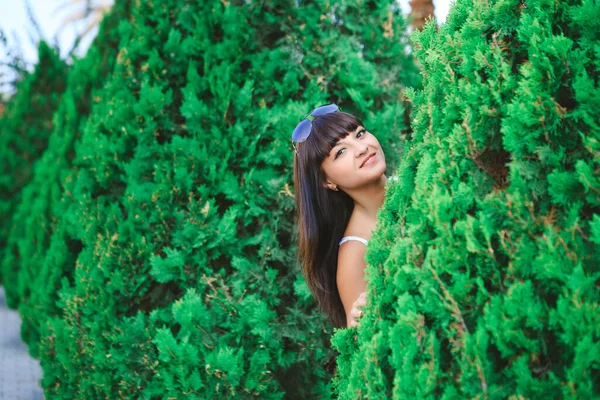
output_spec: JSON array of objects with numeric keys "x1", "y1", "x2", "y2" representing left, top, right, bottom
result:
[
  {"x1": 291, "y1": 104, "x2": 339, "y2": 145},
  {"x1": 292, "y1": 119, "x2": 312, "y2": 143},
  {"x1": 311, "y1": 103, "x2": 338, "y2": 117}
]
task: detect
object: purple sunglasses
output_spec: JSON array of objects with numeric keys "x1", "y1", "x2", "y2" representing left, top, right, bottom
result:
[{"x1": 292, "y1": 103, "x2": 339, "y2": 154}]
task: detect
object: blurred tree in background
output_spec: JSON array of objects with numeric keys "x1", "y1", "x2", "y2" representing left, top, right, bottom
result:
[
  {"x1": 53, "y1": 0, "x2": 114, "y2": 55},
  {"x1": 0, "y1": 0, "x2": 114, "y2": 99},
  {"x1": 0, "y1": 41, "x2": 68, "y2": 289},
  {"x1": 0, "y1": 29, "x2": 31, "y2": 97},
  {"x1": 0, "y1": 0, "x2": 133, "y2": 351}
]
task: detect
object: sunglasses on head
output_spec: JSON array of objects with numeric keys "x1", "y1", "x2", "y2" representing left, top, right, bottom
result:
[{"x1": 291, "y1": 103, "x2": 340, "y2": 154}]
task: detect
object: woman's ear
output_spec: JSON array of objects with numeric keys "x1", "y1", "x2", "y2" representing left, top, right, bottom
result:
[
  {"x1": 323, "y1": 183, "x2": 339, "y2": 191},
  {"x1": 322, "y1": 180, "x2": 335, "y2": 191}
]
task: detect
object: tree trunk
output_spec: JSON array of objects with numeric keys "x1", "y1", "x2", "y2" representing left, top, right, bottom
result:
[{"x1": 409, "y1": 0, "x2": 435, "y2": 31}]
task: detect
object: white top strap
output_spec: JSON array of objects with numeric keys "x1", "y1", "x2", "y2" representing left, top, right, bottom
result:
[{"x1": 338, "y1": 236, "x2": 368, "y2": 246}]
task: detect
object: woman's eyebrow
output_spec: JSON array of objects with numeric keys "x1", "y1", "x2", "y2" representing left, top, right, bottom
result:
[
  {"x1": 334, "y1": 127, "x2": 365, "y2": 146},
  {"x1": 330, "y1": 127, "x2": 365, "y2": 157}
]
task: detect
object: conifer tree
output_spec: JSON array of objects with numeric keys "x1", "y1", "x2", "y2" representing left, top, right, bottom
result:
[
  {"x1": 28, "y1": 0, "x2": 419, "y2": 398},
  {"x1": 332, "y1": 0, "x2": 600, "y2": 398},
  {"x1": 0, "y1": 41, "x2": 68, "y2": 290},
  {"x1": 1, "y1": 0, "x2": 133, "y2": 353}
]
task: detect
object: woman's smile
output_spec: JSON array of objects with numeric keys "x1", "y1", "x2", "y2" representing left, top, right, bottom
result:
[{"x1": 360, "y1": 152, "x2": 377, "y2": 168}]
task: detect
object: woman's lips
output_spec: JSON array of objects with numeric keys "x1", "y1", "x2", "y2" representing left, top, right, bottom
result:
[{"x1": 360, "y1": 153, "x2": 376, "y2": 168}]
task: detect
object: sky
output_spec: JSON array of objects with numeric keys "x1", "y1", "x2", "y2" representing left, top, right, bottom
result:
[{"x1": 1, "y1": 0, "x2": 453, "y2": 86}]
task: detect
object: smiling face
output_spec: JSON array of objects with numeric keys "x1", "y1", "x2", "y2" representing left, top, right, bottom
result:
[{"x1": 320, "y1": 125, "x2": 387, "y2": 192}]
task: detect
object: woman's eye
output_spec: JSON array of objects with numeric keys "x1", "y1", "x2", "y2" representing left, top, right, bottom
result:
[{"x1": 334, "y1": 130, "x2": 367, "y2": 159}]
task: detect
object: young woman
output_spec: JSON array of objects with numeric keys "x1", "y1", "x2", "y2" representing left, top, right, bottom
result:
[{"x1": 292, "y1": 104, "x2": 389, "y2": 329}]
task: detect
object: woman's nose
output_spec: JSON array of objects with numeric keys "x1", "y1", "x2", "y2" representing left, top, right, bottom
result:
[{"x1": 356, "y1": 146, "x2": 368, "y2": 157}]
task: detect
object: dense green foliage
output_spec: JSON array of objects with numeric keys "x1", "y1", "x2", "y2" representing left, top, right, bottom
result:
[
  {"x1": 0, "y1": 0, "x2": 133, "y2": 352},
  {"x1": 0, "y1": 41, "x2": 68, "y2": 290},
  {"x1": 3, "y1": 0, "x2": 419, "y2": 398},
  {"x1": 332, "y1": 0, "x2": 600, "y2": 398}
]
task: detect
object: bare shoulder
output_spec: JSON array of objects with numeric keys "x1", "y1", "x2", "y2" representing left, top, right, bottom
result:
[
  {"x1": 337, "y1": 240, "x2": 367, "y2": 264},
  {"x1": 336, "y1": 241, "x2": 367, "y2": 320}
]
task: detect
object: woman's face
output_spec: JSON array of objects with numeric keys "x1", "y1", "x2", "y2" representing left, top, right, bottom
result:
[{"x1": 320, "y1": 125, "x2": 386, "y2": 191}]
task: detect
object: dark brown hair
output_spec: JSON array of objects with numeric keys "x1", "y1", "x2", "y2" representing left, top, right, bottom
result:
[{"x1": 293, "y1": 110, "x2": 364, "y2": 329}]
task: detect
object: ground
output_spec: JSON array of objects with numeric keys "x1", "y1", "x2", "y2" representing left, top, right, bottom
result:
[{"x1": 0, "y1": 286, "x2": 43, "y2": 400}]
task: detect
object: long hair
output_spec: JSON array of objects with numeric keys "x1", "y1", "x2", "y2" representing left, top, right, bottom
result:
[{"x1": 293, "y1": 111, "x2": 364, "y2": 329}]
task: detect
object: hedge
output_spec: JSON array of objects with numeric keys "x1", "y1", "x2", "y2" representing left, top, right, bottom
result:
[{"x1": 332, "y1": 0, "x2": 600, "y2": 398}]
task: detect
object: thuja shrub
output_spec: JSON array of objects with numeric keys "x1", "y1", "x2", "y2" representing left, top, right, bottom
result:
[
  {"x1": 2, "y1": 0, "x2": 133, "y2": 353},
  {"x1": 0, "y1": 41, "x2": 68, "y2": 290},
  {"x1": 332, "y1": 0, "x2": 599, "y2": 398},
  {"x1": 32, "y1": 0, "x2": 419, "y2": 398}
]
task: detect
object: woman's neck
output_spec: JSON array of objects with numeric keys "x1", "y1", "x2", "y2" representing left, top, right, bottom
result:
[{"x1": 350, "y1": 174, "x2": 388, "y2": 221}]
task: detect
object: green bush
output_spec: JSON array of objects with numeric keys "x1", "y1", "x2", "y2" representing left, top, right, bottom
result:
[
  {"x1": 14, "y1": 0, "x2": 419, "y2": 398},
  {"x1": 1, "y1": 1, "x2": 133, "y2": 354},
  {"x1": 0, "y1": 41, "x2": 68, "y2": 292},
  {"x1": 332, "y1": 0, "x2": 600, "y2": 398}
]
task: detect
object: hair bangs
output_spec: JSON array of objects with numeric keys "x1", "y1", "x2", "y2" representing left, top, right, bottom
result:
[{"x1": 302, "y1": 111, "x2": 364, "y2": 165}]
